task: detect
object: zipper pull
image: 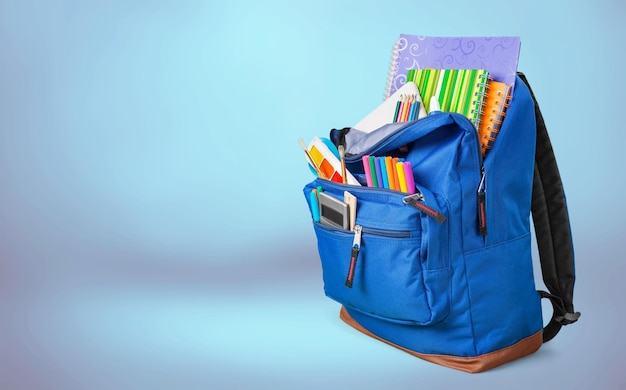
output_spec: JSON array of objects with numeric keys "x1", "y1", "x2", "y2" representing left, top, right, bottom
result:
[
  {"x1": 403, "y1": 192, "x2": 446, "y2": 224},
  {"x1": 345, "y1": 225, "x2": 362, "y2": 288},
  {"x1": 478, "y1": 167, "x2": 487, "y2": 236}
]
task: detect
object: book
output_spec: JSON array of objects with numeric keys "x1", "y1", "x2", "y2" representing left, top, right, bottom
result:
[
  {"x1": 478, "y1": 80, "x2": 512, "y2": 157},
  {"x1": 407, "y1": 68, "x2": 490, "y2": 127},
  {"x1": 385, "y1": 35, "x2": 521, "y2": 99}
]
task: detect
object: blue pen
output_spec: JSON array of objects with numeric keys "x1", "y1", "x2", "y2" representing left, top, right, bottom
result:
[{"x1": 310, "y1": 189, "x2": 320, "y2": 222}]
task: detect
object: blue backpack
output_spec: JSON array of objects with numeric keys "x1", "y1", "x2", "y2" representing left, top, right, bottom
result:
[{"x1": 302, "y1": 73, "x2": 580, "y2": 373}]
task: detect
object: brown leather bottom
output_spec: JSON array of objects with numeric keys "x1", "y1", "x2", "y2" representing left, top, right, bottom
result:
[{"x1": 340, "y1": 306, "x2": 543, "y2": 373}]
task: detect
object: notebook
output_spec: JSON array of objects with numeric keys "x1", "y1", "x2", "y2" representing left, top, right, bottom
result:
[
  {"x1": 385, "y1": 35, "x2": 521, "y2": 99},
  {"x1": 478, "y1": 80, "x2": 512, "y2": 156},
  {"x1": 408, "y1": 68, "x2": 490, "y2": 127}
]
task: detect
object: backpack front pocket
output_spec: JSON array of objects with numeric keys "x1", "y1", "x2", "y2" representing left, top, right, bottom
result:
[{"x1": 306, "y1": 180, "x2": 451, "y2": 325}]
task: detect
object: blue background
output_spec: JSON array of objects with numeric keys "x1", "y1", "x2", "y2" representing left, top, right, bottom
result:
[{"x1": 1, "y1": 0, "x2": 624, "y2": 388}]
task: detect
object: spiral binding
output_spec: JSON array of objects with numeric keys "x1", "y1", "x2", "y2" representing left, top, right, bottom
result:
[
  {"x1": 384, "y1": 39, "x2": 401, "y2": 100},
  {"x1": 478, "y1": 81, "x2": 512, "y2": 156},
  {"x1": 468, "y1": 72, "x2": 491, "y2": 128}
]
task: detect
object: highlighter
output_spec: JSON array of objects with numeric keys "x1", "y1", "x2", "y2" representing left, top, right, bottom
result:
[{"x1": 310, "y1": 189, "x2": 320, "y2": 222}]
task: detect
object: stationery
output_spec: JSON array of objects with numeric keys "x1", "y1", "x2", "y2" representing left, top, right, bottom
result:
[
  {"x1": 310, "y1": 189, "x2": 320, "y2": 222},
  {"x1": 478, "y1": 80, "x2": 512, "y2": 156},
  {"x1": 353, "y1": 82, "x2": 426, "y2": 133},
  {"x1": 385, "y1": 35, "x2": 521, "y2": 98},
  {"x1": 408, "y1": 68, "x2": 490, "y2": 126},
  {"x1": 306, "y1": 137, "x2": 360, "y2": 185},
  {"x1": 362, "y1": 155, "x2": 373, "y2": 187},
  {"x1": 362, "y1": 155, "x2": 416, "y2": 194},
  {"x1": 344, "y1": 191, "x2": 357, "y2": 231}
]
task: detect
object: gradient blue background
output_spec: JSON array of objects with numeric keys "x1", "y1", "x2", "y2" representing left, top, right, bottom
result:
[{"x1": 1, "y1": 0, "x2": 624, "y2": 388}]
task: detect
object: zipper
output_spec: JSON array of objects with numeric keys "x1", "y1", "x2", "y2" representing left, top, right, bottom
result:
[
  {"x1": 360, "y1": 226, "x2": 410, "y2": 238},
  {"x1": 477, "y1": 166, "x2": 487, "y2": 236},
  {"x1": 343, "y1": 224, "x2": 412, "y2": 288},
  {"x1": 343, "y1": 120, "x2": 421, "y2": 162},
  {"x1": 313, "y1": 180, "x2": 446, "y2": 224},
  {"x1": 345, "y1": 225, "x2": 362, "y2": 288},
  {"x1": 469, "y1": 117, "x2": 487, "y2": 237},
  {"x1": 402, "y1": 192, "x2": 446, "y2": 224}
]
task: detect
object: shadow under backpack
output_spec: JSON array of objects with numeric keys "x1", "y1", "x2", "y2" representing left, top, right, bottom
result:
[{"x1": 302, "y1": 73, "x2": 580, "y2": 373}]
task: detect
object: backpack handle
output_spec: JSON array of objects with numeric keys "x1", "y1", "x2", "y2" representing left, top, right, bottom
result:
[{"x1": 518, "y1": 72, "x2": 581, "y2": 342}]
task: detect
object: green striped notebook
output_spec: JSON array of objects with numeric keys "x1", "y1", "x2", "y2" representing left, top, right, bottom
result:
[{"x1": 407, "y1": 68, "x2": 490, "y2": 128}]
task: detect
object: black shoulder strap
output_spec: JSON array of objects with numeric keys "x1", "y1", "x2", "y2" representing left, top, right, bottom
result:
[{"x1": 518, "y1": 73, "x2": 581, "y2": 343}]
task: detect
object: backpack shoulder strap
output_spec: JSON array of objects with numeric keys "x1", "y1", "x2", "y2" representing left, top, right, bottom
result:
[{"x1": 518, "y1": 73, "x2": 581, "y2": 342}]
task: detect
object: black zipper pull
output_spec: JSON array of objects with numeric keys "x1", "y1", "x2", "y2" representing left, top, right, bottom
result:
[
  {"x1": 403, "y1": 193, "x2": 446, "y2": 224},
  {"x1": 478, "y1": 168, "x2": 487, "y2": 236},
  {"x1": 345, "y1": 225, "x2": 362, "y2": 288}
]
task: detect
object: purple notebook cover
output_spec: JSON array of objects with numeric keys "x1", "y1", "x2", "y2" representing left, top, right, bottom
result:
[{"x1": 386, "y1": 35, "x2": 521, "y2": 98}]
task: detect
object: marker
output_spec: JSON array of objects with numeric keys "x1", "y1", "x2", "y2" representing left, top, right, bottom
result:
[
  {"x1": 380, "y1": 157, "x2": 389, "y2": 189},
  {"x1": 310, "y1": 189, "x2": 320, "y2": 222},
  {"x1": 374, "y1": 157, "x2": 383, "y2": 188},
  {"x1": 362, "y1": 155, "x2": 373, "y2": 187},
  {"x1": 368, "y1": 156, "x2": 378, "y2": 188},
  {"x1": 396, "y1": 162, "x2": 408, "y2": 193},
  {"x1": 403, "y1": 161, "x2": 416, "y2": 194},
  {"x1": 392, "y1": 157, "x2": 401, "y2": 190},
  {"x1": 385, "y1": 157, "x2": 396, "y2": 191}
]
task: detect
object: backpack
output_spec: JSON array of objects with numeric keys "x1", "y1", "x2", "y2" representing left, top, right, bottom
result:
[{"x1": 302, "y1": 73, "x2": 580, "y2": 373}]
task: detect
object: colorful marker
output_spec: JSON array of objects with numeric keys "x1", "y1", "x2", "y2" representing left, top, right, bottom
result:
[
  {"x1": 396, "y1": 162, "x2": 408, "y2": 193},
  {"x1": 362, "y1": 155, "x2": 373, "y2": 187},
  {"x1": 310, "y1": 189, "x2": 320, "y2": 222},
  {"x1": 374, "y1": 157, "x2": 383, "y2": 188},
  {"x1": 403, "y1": 161, "x2": 416, "y2": 194}
]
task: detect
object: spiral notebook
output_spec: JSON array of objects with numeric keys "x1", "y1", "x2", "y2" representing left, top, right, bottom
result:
[
  {"x1": 478, "y1": 80, "x2": 512, "y2": 156},
  {"x1": 385, "y1": 35, "x2": 521, "y2": 99},
  {"x1": 407, "y1": 68, "x2": 490, "y2": 127}
]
